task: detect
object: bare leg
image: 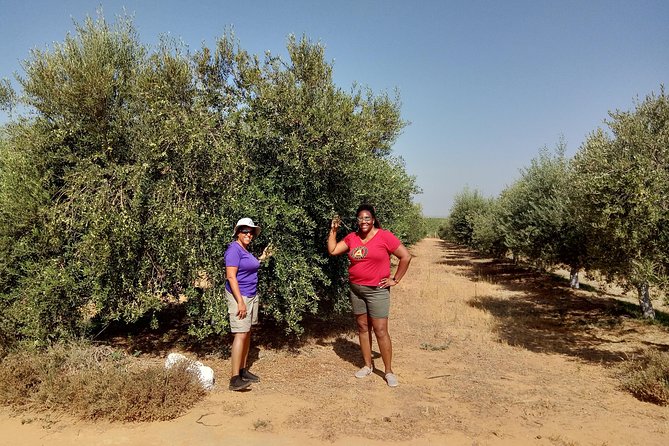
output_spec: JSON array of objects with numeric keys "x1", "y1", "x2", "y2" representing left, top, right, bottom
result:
[
  {"x1": 355, "y1": 313, "x2": 374, "y2": 367},
  {"x1": 231, "y1": 331, "x2": 250, "y2": 377},
  {"x1": 241, "y1": 329, "x2": 252, "y2": 369},
  {"x1": 370, "y1": 317, "x2": 392, "y2": 373}
]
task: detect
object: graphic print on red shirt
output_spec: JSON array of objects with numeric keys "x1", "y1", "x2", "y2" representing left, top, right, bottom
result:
[
  {"x1": 350, "y1": 246, "x2": 368, "y2": 260},
  {"x1": 343, "y1": 229, "x2": 401, "y2": 286}
]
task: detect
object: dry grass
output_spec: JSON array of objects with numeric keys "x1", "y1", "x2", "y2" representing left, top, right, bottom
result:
[
  {"x1": 621, "y1": 349, "x2": 669, "y2": 406},
  {"x1": 437, "y1": 239, "x2": 669, "y2": 405},
  {"x1": 0, "y1": 344, "x2": 206, "y2": 421}
]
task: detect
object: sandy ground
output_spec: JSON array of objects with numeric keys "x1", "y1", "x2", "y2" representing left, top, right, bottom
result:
[{"x1": 2, "y1": 238, "x2": 669, "y2": 445}]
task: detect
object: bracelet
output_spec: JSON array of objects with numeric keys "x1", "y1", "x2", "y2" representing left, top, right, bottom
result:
[{"x1": 392, "y1": 276, "x2": 399, "y2": 283}]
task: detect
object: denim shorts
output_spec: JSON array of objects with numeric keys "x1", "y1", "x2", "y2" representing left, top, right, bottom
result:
[{"x1": 349, "y1": 283, "x2": 391, "y2": 319}]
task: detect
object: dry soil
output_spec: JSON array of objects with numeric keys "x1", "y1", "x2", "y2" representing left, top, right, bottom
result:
[{"x1": 2, "y1": 238, "x2": 668, "y2": 445}]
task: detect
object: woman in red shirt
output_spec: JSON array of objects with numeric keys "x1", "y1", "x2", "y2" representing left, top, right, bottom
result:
[{"x1": 327, "y1": 204, "x2": 412, "y2": 387}]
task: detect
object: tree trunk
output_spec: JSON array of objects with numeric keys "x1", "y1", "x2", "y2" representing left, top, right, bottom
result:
[
  {"x1": 569, "y1": 266, "x2": 579, "y2": 289},
  {"x1": 637, "y1": 282, "x2": 655, "y2": 319}
]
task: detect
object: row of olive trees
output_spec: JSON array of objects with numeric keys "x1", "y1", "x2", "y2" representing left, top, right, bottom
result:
[
  {"x1": 443, "y1": 89, "x2": 669, "y2": 318},
  {"x1": 0, "y1": 14, "x2": 423, "y2": 346}
]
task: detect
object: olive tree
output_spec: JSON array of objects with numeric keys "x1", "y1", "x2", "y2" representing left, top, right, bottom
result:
[
  {"x1": 469, "y1": 197, "x2": 506, "y2": 258},
  {"x1": 198, "y1": 34, "x2": 419, "y2": 334},
  {"x1": 0, "y1": 15, "x2": 421, "y2": 344},
  {"x1": 572, "y1": 89, "x2": 669, "y2": 318},
  {"x1": 0, "y1": 78, "x2": 17, "y2": 113},
  {"x1": 497, "y1": 143, "x2": 587, "y2": 285},
  {"x1": 445, "y1": 188, "x2": 492, "y2": 246}
]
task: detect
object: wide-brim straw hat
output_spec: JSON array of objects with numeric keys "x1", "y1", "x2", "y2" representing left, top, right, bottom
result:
[{"x1": 233, "y1": 217, "x2": 261, "y2": 237}]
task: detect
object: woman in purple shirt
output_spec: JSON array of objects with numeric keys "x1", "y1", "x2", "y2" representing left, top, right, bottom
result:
[{"x1": 225, "y1": 217, "x2": 271, "y2": 391}]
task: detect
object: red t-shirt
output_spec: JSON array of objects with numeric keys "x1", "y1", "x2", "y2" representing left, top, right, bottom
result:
[{"x1": 343, "y1": 229, "x2": 402, "y2": 286}]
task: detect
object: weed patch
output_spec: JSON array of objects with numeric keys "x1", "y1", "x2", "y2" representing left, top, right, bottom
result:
[
  {"x1": 0, "y1": 344, "x2": 206, "y2": 421},
  {"x1": 420, "y1": 340, "x2": 452, "y2": 351},
  {"x1": 253, "y1": 418, "x2": 273, "y2": 431},
  {"x1": 620, "y1": 349, "x2": 669, "y2": 406}
]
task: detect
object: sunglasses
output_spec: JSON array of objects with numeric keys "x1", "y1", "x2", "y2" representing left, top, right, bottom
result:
[
  {"x1": 239, "y1": 228, "x2": 255, "y2": 235},
  {"x1": 357, "y1": 217, "x2": 373, "y2": 222}
]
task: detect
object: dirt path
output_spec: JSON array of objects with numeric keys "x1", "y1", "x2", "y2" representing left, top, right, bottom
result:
[{"x1": 2, "y1": 238, "x2": 669, "y2": 445}]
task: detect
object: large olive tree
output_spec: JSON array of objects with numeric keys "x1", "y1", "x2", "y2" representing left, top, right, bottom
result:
[
  {"x1": 572, "y1": 89, "x2": 669, "y2": 318},
  {"x1": 0, "y1": 15, "x2": 421, "y2": 345},
  {"x1": 497, "y1": 143, "x2": 587, "y2": 285}
]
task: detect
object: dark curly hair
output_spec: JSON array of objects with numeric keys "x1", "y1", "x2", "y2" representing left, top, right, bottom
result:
[{"x1": 356, "y1": 203, "x2": 381, "y2": 228}]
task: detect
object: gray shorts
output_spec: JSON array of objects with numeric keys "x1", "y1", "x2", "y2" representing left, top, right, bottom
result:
[
  {"x1": 225, "y1": 289, "x2": 259, "y2": 333},
  {"x1": 349, "y1": 283, "x2": 391, "y2": 319}
]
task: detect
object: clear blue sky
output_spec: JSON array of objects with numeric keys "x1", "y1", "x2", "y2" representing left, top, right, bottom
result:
[{"x1": 1, "y1": 0, "x2": 667, "y2": 216}]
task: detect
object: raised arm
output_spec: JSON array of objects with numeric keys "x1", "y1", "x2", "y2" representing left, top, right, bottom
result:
[
  {"x1": 259, "y1": 242, "x2": 275, "y2": 262},
  {"x1": 327, "y1": 216, "x2": 349, "y2": 256}
]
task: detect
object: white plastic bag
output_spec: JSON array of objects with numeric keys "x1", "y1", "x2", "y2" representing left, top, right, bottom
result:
[{"x1": 164, "y1": 352, "x2": 215, "y2": 390}]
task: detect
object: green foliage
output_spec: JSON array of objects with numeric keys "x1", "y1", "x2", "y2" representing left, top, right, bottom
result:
[
  {"x1": 0, "y1": 16, "x2": 421, "y2": 344},
  {"x1": 423, "y1": 217, "x2": 448, "y2": 238},
  {"x1": 444, "y1": 142, "x2": 590, "y2": 275},
  {"x1": 357, "y1": 156, "x2": 424, "y2": 245},
  {"x1": 0, "y1": 78, "x2": 17, "y2": 112},
  {"x1": 446, "y1": 88, "x2": 668, "y2": 318},
  {"x1": 441, "y1": 188, "x2": 505, "y2": 257},
  {"x1": 444, "y1": 188, "x2": 495, "y2": 246},
  {"x1": 198, "y1": 34, "x2": 421, "y2": 335},
  {"x1": 497, "y1": 142, "x2": 583, "y2": 268},
  {"x1": 469, "y1": 198, "x2": 506, "y2": 257},
  {"x1": 572, "y1": 89, "x2": 669, "y2": 316},
  {"x1": 437, "y1": 217, "x2": 451, "y2": 240}
]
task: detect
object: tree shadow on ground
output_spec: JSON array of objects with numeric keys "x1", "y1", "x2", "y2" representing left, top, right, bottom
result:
[
  {"x1": 330, "y1": 337, "x2": 381, "y2": 366},
  {"x1": 95, "y1": 303, "x2": 358, "y2": 360},
  {"x1": 331, "y1": 337, "x2": 361, "y2": 367},
  {"x1": 437, "y1": 240, "x2": 669, "y2": 365}
]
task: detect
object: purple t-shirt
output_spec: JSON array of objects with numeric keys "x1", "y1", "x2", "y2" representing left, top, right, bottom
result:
[{"x1": 224, "y1": 242, "x2": 260, "y2": 296}]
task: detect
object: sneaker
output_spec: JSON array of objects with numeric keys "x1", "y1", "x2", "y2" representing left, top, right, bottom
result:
[
  {"x1": 354, "y1": 365, "x2": 374, "y2": 378},
  {"x1": 229, "y1": 375, "x2": 252, "y2": 391},
  {"x1": 385, "y1": 372, "x2": 399, "y2": 387},
  {"x1": 240, "y1": 368, "x2": 260, "y2": 383}
]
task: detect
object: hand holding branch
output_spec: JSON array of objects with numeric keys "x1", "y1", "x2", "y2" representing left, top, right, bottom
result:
[
  {"x1": 259, "y1": 242, "x2": 275, "y2": 262},
  {"x1": 330, "y1": 214, "x2": 341, "y2": 231}
]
